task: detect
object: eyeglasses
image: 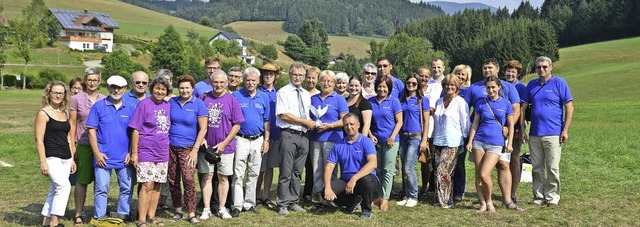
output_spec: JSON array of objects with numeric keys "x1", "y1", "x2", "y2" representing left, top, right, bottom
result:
[
  {"x1": 364, "y1": 71, "x2": 377, "y2": 75},
  {"x1": 50, "y1": 91, "x2": 65, "y2": 96},
  {"x1": 536, "y1": 65, "x2": 549, "y2": 70},
  {"x1": 377, "y1": 64, "x2": 389, "y2": 68},
  {"x1": 135, "y1": 81, "x2": 148, "y2": 85},
  {"x1": 406, "y1": 82, "x2": 418, "y2": 86},
  {"x1": 290, "y1": 73, "x2": 306, "y2": 77},
  {"x1": 86, "y1": 79, "x2": 100, "y2": 83}
]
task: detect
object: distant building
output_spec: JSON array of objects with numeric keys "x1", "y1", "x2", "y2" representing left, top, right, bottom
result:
[
  {"x1": 50, "y1": 8, "x2": 119, "y2": 52},
  {"x1": 209, "y1": 31, "x2": 255, "y2": 65}
]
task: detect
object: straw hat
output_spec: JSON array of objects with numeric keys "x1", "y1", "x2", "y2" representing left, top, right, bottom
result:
[{"x1": 260, "y1": 62, "x2": 280, "y2": 75}]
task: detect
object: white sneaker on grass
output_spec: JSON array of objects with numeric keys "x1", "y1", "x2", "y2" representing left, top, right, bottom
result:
[
  {"x1": 396, "y1": 197, "x2": 409, "y2": 206},
  {"x1": 218, "y1": 208, "x2": 232, "y2": 219},
  {"x1": 405, "y1": 199, "x2": 418, "y2": 207},
  {"x1": 199, "y1": 208, "x2": 212, "y2": 220}
]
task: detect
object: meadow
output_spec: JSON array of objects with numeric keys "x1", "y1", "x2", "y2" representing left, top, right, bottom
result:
[{"x1": 1, "y1": 36, "x2": 640, "y2": 226}]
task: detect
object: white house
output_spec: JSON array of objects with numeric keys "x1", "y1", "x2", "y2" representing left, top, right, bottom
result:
[
  {"x1": 50, "y1": 9, "x2": 119, "y2": 52},
  {"x1": 209, "y1": 31, "x2": 255, "y2": 65}
]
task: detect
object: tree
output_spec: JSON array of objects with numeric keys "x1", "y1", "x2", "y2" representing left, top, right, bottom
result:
[
  {"x1": 283, "y1": 35, "x2": 308, "y2": 61},
  {"x1": 222, "y1": 40, "x2": 242, "y2": 57},
  {"x1": 8, "y1": 19, "x2": 46, "y2": 89},
  {"x1": 259, "y1": 44, "x2": 278, "y2": 60},
  {"x1": 511, "y1": 1, "x2": 539, "y2": 19},
  {"x1": 151, "y1": 25, "x2": 187, "y2": 75},
  {"x1": 0, "y1": 9, "x2": 7, "y2": 90},
  {"x1": 382, "y1": 33, "x2": 446, "y2": 79},
  {"x1": 296, "y1": 18, "x2": 330, "y2": 68},
  {"x1": 199, "y1": 16, "x2": 213, "y2": 27},
  {"x1": 101, "y1": 49, "x2": 147, "y2": 81},
  {"x1": 22, "y1": 0, "x2": 60, "y2": 46}
]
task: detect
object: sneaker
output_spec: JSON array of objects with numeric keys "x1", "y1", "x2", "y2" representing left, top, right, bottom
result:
[
  {"x1": 217, "y1": 208, "x2": 232, "y2": 219},
  {"x1": 245, "y1": 206, "x2": 260, "y2": 214},
  {"x1": 230, "y1": 208, "x2": 241, "y2": 218},
  {"x1": 396, "y1": 197, "x2": 409, "y2": 206},
  {"x1": 346, "y1": 197, "x2": 362, "y2": 214},
  {"x1": 278, "y1": 207, "x2": 289, "y2": 216},
  {"x1": 530, "y1": 200, "x2": 545, "y2": 206},
  {"x1": 360, "y1": 210, "x2": 373, "y2": 218},
  {"x1": 199, "y1": 208, "x2": 212, "y2": 220},
  {"x1": 404, "y1": 199, "x2": 418, "y2": 207},
  {"x1": 289, "y1": 204, "x2": 306, "y2": 212}
]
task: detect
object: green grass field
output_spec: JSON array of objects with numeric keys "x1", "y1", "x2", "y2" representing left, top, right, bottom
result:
[
  {"x1": 1, "y1": 36, "x2": 639, "y2": 226},
  {"x1": 2, "y1": 0, "x2": 217, "y2": 40}
]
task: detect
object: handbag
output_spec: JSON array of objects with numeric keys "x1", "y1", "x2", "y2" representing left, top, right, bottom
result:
[
  {"x1": 199, "y1": 144, "x2": 221, "y2": 164},
  {"x1": 417, "y1": 96, "x2": 430, "y2": 163},
  {"x1": 524, "y1": 81, "x2": 549, "y2": 121}
]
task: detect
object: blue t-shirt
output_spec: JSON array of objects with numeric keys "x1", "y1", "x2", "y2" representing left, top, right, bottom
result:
[
  {"x1": 376, "y1": 74, "x2": 404, "y2": 99},
  {"x1": 369, "y1": 95, "x2": 402, "y2": 142},
  {"x1": 459, "y1": 86, "x2": 471, "y2": 101},
  {"x1": 193, "y1": 80, "x2": 212, "y2": 99},
  {"x1": 400, "y1": 96, "x2": 430, "y2": 134},
  {"x1": 473, "y1": 97, "x2": 514, "y2": 146},
  {"x1": 233, "y1": 88, "x2": 270, "y2": 136},
  {"x1": 259, "y1": 85, "x2": 280, "y2": 140},
  {"x1": 327, "y1": 134, "x2": 378, "y2": 181},
  {"x1": 169, "y1": 96, "x2": 208, "y2": 147},
  {"x1": 522, "y1": 76, "x2": 573, "y2": 137},
  {"x1": 466, "y1": 79, "x2": 520, "y2": 109},
  {"x1": 122, "y1": 91, "x2": 150, "y2": 108},
  {"x1": 86, "y1": 97, "x2": 136, "y2": 169},
  {"x1": 309, "y1": 92, "x2": 349, "y2": 141}
]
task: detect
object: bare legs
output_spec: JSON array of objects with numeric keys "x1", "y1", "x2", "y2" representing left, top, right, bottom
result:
[
  {"x1": 74, "y1": 183, "x2": 88, "y2": 220},
  {"x1": 257, "y1": 168, "x2": 274, "y2": 201},
  {"x1": 199, "y1": 173, "x2": 214, "y2": 210},
  {"x1": 138, "y1": 182, "x2": 161, "y2": 223}
]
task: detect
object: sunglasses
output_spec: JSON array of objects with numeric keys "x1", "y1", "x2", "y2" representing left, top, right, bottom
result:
[
  {"x1": 406, "y1": 82, "x2": 418, "y2": 86},
  {"x1": 364, "y1": 71, "x2": 377, "y2": 75},
  {"x1": 377, "y1": 64, "x2": 389, "y2": 68},
  {"x1": 536, "y1": 65, "x2": 549, "y2": 70},
  {"x1": 135, "y1": 81, "x2": 148, "y2": 85}
]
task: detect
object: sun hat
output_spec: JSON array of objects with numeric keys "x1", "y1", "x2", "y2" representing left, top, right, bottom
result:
[
  {"x1": 106, "y1": 75, "x2": 127, "y2": 87},
  {"x1": 260, "y1": 62, "x2": 280, "y2": 75}
]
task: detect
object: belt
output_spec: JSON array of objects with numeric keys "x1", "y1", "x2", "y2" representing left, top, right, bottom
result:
[
  {"x1": 282, "y1": 128, "x2": 307, "y2": 136},
  {"x1": 401, "y1": 132, "x2": 422, "y2": 137},
  {"x1": 237, "y1": 133, "x2": 263, "y2": 140}
]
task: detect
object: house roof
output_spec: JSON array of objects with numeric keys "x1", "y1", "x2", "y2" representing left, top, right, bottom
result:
[
  {"x1": 50, "y1": 8, "x2": 119, "y2": 32},
  {"x1": 216, "y1": 31, "x2": 243, "y2": 40}
]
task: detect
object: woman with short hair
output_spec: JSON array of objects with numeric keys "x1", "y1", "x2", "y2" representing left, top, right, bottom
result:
[
  {"x1": 368, "y1": 76, "x2": 402, "y2": 211},
  {"x1": 503, "y1": 60, "x2": 526, "y2": 203},
  {"x1": 361, "y1": 63, "x2": 378, "y2": 99},
  {"x1": 129, "y1": 76, "x2": 172, "y2": 226},
  {"x1": 335, "y1": 72, "x2": 350, "y2": 98},
  {"x1": 34, "y1": 81, "x2": 76, "y2": 227},
  {"x1": 69, "y1": 78, "x2": 84, "y2": 96},
  {"x1": 432, "y1": 75, "x2": 470, "y2": 208},
  {"x1": 167, "y1": 75, "x2": 207, "y2": 224},
  {"x1": 69, "y1": 67, "x2": 106, "y2": 225}
]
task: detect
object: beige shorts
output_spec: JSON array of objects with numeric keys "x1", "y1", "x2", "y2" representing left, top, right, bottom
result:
[{"x1": 197, "y1": 152, "x2": 234, "y2": 176}]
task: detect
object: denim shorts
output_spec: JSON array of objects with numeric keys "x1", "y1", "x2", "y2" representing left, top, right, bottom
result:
[{"x1": 472, "y1": 140, "x2": 503, "y2": 155}]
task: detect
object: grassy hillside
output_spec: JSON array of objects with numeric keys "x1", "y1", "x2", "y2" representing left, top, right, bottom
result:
[
  {"x1": 2, "y1": 0, "x2": 217, "y2": 39},
  {"x1": 1, "y1": 36, "x2": 639, "y2": 225},
  {"x1": 227, "y1": 21, "x2": 386, "y2": 59}
]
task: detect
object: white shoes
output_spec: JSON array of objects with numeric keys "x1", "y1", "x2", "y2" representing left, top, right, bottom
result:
[
  {"x1": 405, "y1": 199, "x2": 418, "y2": 207},
  {"x1": 200, "y1": 208, "x2": 212, "y2": 220},
  {"x1": 396, "y1": 197, "x2": 418, "y2": 207},
  {"x1": 218, "y1": 208, "x2": 232, "y2": 219}
]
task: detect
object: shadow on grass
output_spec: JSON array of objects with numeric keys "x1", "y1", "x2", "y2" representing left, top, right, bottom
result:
[{"x1": 3, "y1": 203, "x2": 45, "y2": 226}]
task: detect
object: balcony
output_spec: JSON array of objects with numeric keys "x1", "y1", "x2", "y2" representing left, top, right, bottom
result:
[{"x1": 59, "y1": 36, "x2": 102, "y2": 43}]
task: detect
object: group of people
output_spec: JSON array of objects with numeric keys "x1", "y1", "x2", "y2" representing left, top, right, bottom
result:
[{"x1": 35, "y1": 55, "x2": 573, "y2": 226}]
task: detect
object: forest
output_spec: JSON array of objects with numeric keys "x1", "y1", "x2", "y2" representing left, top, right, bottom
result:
[{"x1": 121, "y1": 0, "x2": 443, "y2": 36}]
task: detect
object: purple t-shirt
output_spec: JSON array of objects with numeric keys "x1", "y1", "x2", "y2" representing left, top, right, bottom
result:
[
  {"x1": 203, "y1": 92, "x2": 245, "y2": 154},
  {"x1": 70, "y1": 92, "x2": 106, "y2": 145},
  {"x1": 128, "y1": 98, "x2": 171, "y2": 162}
]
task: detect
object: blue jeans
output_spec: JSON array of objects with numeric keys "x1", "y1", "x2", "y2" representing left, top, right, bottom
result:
[
  {"x1": 94, "y1": 167, "x2": 134, "y2": 219},
  {"x1": 399, "y1": 135, "x2": 421, "y2": 200}
]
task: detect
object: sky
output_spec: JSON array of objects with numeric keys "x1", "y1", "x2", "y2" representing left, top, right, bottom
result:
[{"x1": 414, "y1": 0, "x2": 545, "y2": 11}]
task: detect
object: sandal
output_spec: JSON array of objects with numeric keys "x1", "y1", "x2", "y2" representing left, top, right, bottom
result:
[
  {"x1": 187, "y1": 215, "x2": 201, "y2": 225},
  {"x1": 169, "y1": 212, "x2": 183, "y2": 222},
  {"x1": 503, "y1": 202, "x2": 524, "y2": 212},
  {"x1": 149, "y1": 217, "x2": 165, "y2": 226},
  {"x1": 136, "y1": 222, "x2": 147, "y2": 227},
  {"x1": 74, "y1": 216, "x2": 84, "y2": 226}
]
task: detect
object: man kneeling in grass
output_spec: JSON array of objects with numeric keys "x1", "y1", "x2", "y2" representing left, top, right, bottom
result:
[{"x1": 323, "y1": 113, "x2": 379, "y2": 218}]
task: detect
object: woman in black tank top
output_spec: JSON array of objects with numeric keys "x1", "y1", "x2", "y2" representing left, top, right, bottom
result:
[{"x1": 34, "y1": 81, "x2": 76, "y2": 227}]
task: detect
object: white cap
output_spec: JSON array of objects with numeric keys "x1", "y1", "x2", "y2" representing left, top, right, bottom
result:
[{"x1": 107, "y1": 75, "x2": 127, "y2": 87}]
